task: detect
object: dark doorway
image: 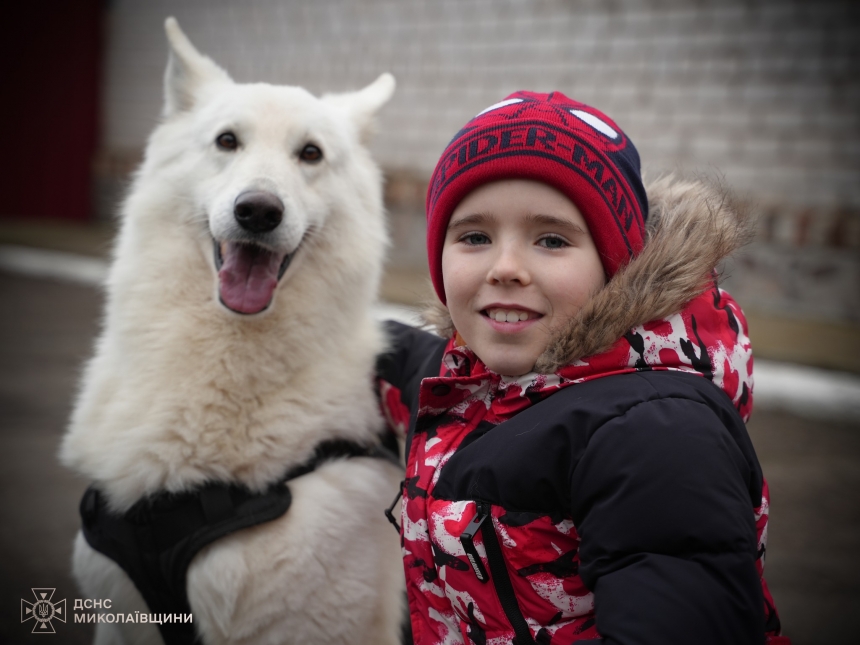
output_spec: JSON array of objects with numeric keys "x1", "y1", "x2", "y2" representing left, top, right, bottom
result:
[{"x1": 0, "y1": 1, "x2": 103, "y2": 222}]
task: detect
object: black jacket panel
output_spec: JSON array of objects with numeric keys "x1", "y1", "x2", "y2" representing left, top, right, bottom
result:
[{"x1": 570, "y1": 383, "x2": 765, "y2": 644}]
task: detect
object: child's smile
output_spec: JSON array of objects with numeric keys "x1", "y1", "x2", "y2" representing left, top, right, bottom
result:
[
  {"x1": 483, "y1": 305, "x2": 542, "y2": 325},
  {"x1": 441, "y1": 179, "x2": 606, "y2": 376},
  {"x1": 480, "y1": 303, "x2": 544, "y2": 336}
]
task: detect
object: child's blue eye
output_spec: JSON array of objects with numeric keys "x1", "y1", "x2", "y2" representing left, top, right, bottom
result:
[
  {"x1": 462, "y1": 233, "x2": 490, "y2": 245},
  {"x1": 539, "y1": 235, "x2": 568, "y2": 249}
]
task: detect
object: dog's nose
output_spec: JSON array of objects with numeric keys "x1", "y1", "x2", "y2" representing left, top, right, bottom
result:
[{"x1": 234, "y1": 191, "x2": 284, "y2": 233}]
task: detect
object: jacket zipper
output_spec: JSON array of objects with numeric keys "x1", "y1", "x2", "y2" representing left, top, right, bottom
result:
[
  {"x1": 460, "y1": 504, "x2": 490, "y2": 582},
  {"x1": 466, "y1": 501, "x2": 536, "y2": 645}
]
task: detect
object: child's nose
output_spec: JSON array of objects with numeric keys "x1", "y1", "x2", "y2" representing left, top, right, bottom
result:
[{"x1": 486, "y1": 244, "x2": 531, "y2": 286}]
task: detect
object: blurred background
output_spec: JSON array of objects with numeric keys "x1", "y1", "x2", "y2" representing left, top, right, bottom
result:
[{"x1": 0, "y1": 1, "x2": 858, "y2": 643}]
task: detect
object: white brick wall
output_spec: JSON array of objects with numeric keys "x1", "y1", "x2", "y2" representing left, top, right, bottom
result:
[{"x1": 101, "y1": 0, "x2": 860, "y2": 209}]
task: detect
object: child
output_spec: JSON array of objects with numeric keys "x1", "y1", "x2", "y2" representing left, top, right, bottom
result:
[{"x1": 377, "y1": 91, "x2": 788, "y2": 645}]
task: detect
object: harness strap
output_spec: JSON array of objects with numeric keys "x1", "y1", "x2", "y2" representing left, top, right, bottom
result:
[{"x1": 80, "y1": 437, "x2": 400, "y2": 645}]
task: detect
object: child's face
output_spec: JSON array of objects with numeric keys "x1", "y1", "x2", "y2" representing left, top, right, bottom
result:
[{"x1": 441, "y1": 179, "x2": 606, "y2": 376}]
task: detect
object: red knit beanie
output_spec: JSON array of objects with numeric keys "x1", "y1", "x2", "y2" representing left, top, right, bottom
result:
[{"x1": 426, "y1": 91, "x2": 648, "y2": 303}]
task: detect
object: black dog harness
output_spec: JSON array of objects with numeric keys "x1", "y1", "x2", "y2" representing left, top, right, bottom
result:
[{"x1": 80, "y1": 438, "x2": 400, "y2": 644}]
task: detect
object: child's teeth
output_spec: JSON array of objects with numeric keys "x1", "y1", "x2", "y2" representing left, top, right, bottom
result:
[{"x1": 489, "y1": 309, "x2": 532, "y2": 323}]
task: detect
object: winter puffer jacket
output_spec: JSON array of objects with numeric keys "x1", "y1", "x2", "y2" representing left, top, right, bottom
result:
[{"x1": 377, "y1": 177, "x2": 789, "y2": 645}]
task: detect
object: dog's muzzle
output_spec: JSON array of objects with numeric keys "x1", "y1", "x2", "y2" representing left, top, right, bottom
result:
[{"x1": 212, "y1": 192, "x2": 299, "y2": 315}]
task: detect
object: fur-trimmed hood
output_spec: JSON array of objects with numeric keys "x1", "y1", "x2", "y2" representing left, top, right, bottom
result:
[{"x1": 425, "y1": 175, "x2": 754, "y2": 373}]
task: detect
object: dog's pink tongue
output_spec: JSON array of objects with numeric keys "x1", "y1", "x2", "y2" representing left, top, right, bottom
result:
[{"x1": 218, "y1": 243, "x2": 281, "y2": 314}]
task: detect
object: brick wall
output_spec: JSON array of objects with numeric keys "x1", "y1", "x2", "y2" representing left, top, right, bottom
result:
[{"x1": 98, "y1": 0, "x2": 860, "y2": 321}]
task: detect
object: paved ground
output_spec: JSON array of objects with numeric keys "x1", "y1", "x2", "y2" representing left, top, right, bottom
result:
[
  {"x1": 0, "y1": 270, "x2": 858, "y2": 644},
  {"x1": 0, "y1": 274, "x2": 98, "y2": 645}
]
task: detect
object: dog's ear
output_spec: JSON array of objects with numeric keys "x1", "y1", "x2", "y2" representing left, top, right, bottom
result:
[
  {"x1": 323, "y1": 73, "x2": 396, "y2": 143},
  {"x1": 163, "y1": 17, "x2": 232, "y2": 117}
]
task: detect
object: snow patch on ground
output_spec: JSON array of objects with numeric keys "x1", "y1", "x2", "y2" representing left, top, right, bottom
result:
[
  {"x1": 0, "y1": 244, "x2": 109, "y2": 286},
  {"x1": 753, "y1": 360, "x2": 860, "y2": 423}
]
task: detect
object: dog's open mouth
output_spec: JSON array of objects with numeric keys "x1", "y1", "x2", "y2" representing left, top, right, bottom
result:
[{"x1": 213, "y1": 240, "x2": 295, "y2": 315}]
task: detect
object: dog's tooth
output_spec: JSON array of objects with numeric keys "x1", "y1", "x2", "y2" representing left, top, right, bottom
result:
[{"x1": 519, "y1": 311, "x2": 529, "y2": 322}]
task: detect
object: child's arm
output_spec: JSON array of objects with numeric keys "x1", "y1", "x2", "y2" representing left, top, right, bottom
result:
[
  {"x1": 376, "y1": 320, "x2": 448, "y2": 456},
  {"x1": 377, "y1": 320, "x2": 445, "y2": 395},
  {"x1": 571, "y1": 396, "x2": 765, "y2": 645}
]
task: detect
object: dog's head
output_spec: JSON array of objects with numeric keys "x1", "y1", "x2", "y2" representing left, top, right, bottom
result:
[{"x1": 152, "y1": 18, "x2": 394, "y2": 315}]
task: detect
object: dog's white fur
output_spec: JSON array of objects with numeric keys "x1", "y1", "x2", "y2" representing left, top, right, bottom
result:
[{"x1": 61, "y1": 18, "x2": 402, "y2": 645}]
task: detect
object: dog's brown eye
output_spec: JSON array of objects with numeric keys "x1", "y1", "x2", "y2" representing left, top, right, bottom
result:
[
  {"x1": 299, "y1": 143, "x2": 323, "y2": 163},
  {"x1": 216, "y1": 132, "x2": 238, "y2": 151}
]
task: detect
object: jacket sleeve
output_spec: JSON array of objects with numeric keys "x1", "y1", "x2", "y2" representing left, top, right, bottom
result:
[
  {"x1": 571, "y1": 396, "x2": 766, "y2": 645},
  {"x1": 377, "y1": 320, "x2": 446, "y2": 393},
  {"x1": 376, "y1": 320, "x2": 447, "y2": 449}
]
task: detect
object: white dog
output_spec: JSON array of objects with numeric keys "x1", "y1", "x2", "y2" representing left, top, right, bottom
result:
[{"x1": 61, "y1": 18, "x2": 403, "y2": 645}]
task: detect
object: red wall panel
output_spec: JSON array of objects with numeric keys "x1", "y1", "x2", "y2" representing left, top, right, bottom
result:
[{"x1": 0, "y1": 1, "x2": 102, "y2": 221}]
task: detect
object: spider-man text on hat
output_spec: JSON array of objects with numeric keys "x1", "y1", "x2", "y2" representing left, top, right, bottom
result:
[{"x1": 426, "y1": 91, "x2": 648, "y2": 302}]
